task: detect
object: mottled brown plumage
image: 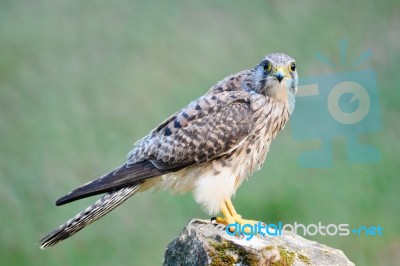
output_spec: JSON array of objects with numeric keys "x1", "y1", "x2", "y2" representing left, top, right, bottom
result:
[{"x1": 40, "y1": 53, "x2": 298, "y2": 248}]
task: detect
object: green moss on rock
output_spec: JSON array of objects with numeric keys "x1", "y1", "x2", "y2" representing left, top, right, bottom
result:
[
  {"x1": 269, "y1": 246, "x2": 295, "y2": 266},
  {"x1": 298, "y1": 254, "x2": 311, "y2": 265},
  {"x1": 210, "y1": 240, "x2": 258, "y2": 266}
]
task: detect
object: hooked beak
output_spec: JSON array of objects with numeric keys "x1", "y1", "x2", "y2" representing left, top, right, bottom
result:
[{"x1": 272, "y1": 67, "x2": 288, "y2": 83}]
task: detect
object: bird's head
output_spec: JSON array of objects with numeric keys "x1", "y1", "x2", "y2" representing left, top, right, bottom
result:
[{"x1": 251, "y1": 53, "x2": 298, "y2": 112}]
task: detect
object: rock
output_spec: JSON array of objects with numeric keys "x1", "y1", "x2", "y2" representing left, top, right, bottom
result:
[{"x1": 163, "y1": 219, "x2": 354, "y2": 266}]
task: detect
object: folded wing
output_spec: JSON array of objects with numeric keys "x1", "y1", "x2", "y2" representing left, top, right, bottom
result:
[{"x1": 56, "y1": 90, "x2": 259, "y2": 206}]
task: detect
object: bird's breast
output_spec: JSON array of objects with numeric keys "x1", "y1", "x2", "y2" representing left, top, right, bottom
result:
[{"x1": 234, "y1": 101, "x2": 290, "y2": 185}]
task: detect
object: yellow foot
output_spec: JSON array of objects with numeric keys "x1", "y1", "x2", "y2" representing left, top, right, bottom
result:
[{"x1": 215, "y1": 199, "x2": 264, "y2": 234}]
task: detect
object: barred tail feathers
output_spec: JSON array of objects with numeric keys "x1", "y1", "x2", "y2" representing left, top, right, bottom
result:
[{"x1": 40, "y1": 184, "x2": 141, "y2": 248}]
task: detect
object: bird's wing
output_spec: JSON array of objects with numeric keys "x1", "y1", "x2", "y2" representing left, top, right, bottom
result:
[
  {"x1": 55, "y1": 161, "x2": 170, "y2": 205},
  {"x1": 56, "y1": 90, "x2": 264, "y2": 205},
  {"x1": 129, "y1": 90, "x2": 260, "y2": 165}
]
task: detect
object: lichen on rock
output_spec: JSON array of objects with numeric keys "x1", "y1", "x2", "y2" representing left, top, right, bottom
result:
[{"x1": 163, "y1": 219, "x2": 354, "y2": 266}]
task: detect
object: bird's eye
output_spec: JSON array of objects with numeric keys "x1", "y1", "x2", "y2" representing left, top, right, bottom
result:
[
  {"x1": 290, "y1": 62, "x2": 296, "y2": 72},
  {"x1": 263, "y1": 60, "x2": 272, "y2": 73}
]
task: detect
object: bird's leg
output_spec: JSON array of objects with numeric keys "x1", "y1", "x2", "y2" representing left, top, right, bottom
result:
[
  {"x1": 215, "y1": 203, "x2": 234, "y2": 224},
  {"x1": 225, "y1": 198, "x2": 241, "y2": 218},
  {"x1": 216, "y1": 199, "x2": 261, "y2": 234},
  {"x1": 225, "y1": 198, "x2": 259, "y2": 226},
  {"x1": 215, "y1": 202, "x2": 236, "y2": 231}
]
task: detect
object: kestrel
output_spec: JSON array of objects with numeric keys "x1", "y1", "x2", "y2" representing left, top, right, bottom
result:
[{"x1": 40, "y1": 53, "x2": 298, "y2": 248}]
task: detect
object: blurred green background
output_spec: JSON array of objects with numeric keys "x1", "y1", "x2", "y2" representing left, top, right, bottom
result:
[{"x1": 1, "y1": 0, "x2": 399, "y2": 265}]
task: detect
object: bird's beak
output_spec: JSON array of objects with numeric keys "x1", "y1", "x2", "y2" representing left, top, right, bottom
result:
[{"x1": 272, "y1": 67, "x2": 288, "y2": 83}]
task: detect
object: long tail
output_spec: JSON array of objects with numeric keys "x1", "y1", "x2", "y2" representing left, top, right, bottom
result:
[{"x1": 40, "y1": 184, "x2": 141, "y2": 248}]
